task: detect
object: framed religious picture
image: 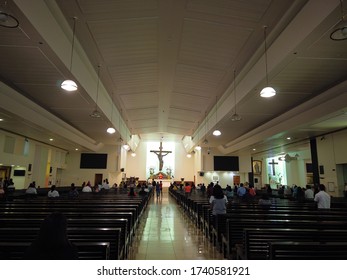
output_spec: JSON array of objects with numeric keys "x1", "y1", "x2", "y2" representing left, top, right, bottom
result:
[{"x1": 253, "y1": 160, "x2": 262, "y2": 175}]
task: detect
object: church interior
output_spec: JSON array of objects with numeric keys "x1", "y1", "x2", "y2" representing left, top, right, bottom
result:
[{"x1": 1, "y1": 0, "x2": 347, "y2": 260}]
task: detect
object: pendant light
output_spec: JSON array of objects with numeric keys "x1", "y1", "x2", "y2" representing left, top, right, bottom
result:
[
  {"x1": 203, "y1": 111, "x2": 208, "y2": 144},
  {"x1": 61, "y1": 17, "x2": 78, "y2": 92},
  {"x1": 231, "y1": 69, "x2": 242, "y2": 121},
  {"x1": 90, "y1": 65, "x2": 102, "y2": 118},
  {"x1": 330, "y1": 0, "x2": 347, "y2": 40},
  {"x1": 106, "y1": 92, "x2": 116, "y2": 134},
  {"x1": 212, "y1": 96, "x2": 221, "y2": 136},
  {"x1": 260, "y1": 26, "x2": 276, "y2": 98},
  {"x1": 0, "y1": 1, "x2": 19, "y2": 28}
]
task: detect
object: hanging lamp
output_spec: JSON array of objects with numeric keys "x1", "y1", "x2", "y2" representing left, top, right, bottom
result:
[
  {"x1": 231, "y1": 69, "x2": 242, "y2": 121},
  {"x1": 0, "y1": 1, "x2": 19, "y2": 28},
  {"x1": 107, "y1": 92, "x2": 116, "y2": 134},
  {"x1": 260, "y1": 26, "x2": 276, "y2": 98},
  {"x1": 212, "y1": 96, "x2": 221, "y2": 136},
  {"x1": 90, "y1": 65, "x2": 102, "y2": 118},
  {"x1": 61, "y1": 17, "x2": 78, "y2": 92},
  {"x1": 330, "y1": 0, "x2": 347, "y2": 40}
]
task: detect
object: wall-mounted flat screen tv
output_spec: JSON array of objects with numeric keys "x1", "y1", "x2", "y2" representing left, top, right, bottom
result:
[
  {"x1": 80, "y1": 153, "x2": 108, "y2": 169},
  {"x1": 214, "y1": 156, "x2": 239, "y2": 171},
  {"x1": 13, "y1": 170, "x2": 26, "y2": 176}
]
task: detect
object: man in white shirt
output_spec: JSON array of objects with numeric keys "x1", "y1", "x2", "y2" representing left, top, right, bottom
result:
[
  {"x1": 82, "y1": 185, "x2": 92, "y2": 192},
  {"x1": 314, "y1": 184, "x2": 330, "y2": 209},
  {"x1": 47, "y1": 185, "x2": 59, "y2": 198},
  {"x1": 304, "y1": 185, "x2": 314, "y2": 200}
]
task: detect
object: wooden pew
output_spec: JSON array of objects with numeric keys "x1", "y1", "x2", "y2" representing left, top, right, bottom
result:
[
  {"x1": 0, "y1": 227, "x2": 122, "y2": 260},
  {"x1": 0, "y1": 242, "x2": 110, "y2": 260},
  {"x1": 222, "y1": 218, "x2": 347, "y2": 259},
  {"x1": 239, "y1": 228, "x2": 347, "y2": 260},
  {"x1": 268, "y1": 241, "x2": 347, "y2": 260},
  {"x1": 0, "y1": 217, "x2": 129, "y2": 259}
]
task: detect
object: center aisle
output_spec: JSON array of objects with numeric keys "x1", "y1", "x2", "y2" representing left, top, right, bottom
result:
[{"x1": 130, "y1": 188, "x2": 225, "y2": 260}]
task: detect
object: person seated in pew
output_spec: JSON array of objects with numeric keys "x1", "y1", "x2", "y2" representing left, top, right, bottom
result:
[
  {"x1": 68, "y1": 183, "x2": 79, "y2": 199},
  {"x1": 0, "y1": 185, "x2": 4, "y2": 200},
  {"x1": 314, "y1": 184, "x2": 331, "y2": 209},
  {"x1": 237, "y1": 183, "x2": 247, "y2": 198},
  {"x1": 138, "y1": 186, "x2": 147, "y2": 196},
  {"x1": 47, "y1": 185, "x2": 59, "y2": 198},
  {"x1": 24, "y1": 212, "x2": 78, "y2": 260},
  {"x1": 82, "y1": 183, "x2": 92, "y2": 193},
  {"x1": 25, "y1": 182, "x2": 37, "y2": 195},
  {"x1": 225, "y1": 185, "x2": 233, "y2": 199},
  {"x1": 128, "y1": 187, "x2": 137, "y2": 197},
  {"x1": 305, "y1": 185, "x2": 314, "y2": 200}
]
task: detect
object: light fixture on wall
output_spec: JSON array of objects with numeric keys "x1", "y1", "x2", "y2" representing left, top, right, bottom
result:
[
  {"x1": 195, "y1": 145, "x2": 201, "y2": 151},
  {"x1": 260, "y1": 26, "x2": 276, "y2": 98},
  {"x1": 330, "y1": 0, "x2": 347, "y2": 40},
  {"x1": 186, "y1": 153, "x2": 192, "y2": 158},
  {"x1": 231, "y1": 69, "x2": 242, "y2": 121},
  {"x1": 212, "y1": 96, "x2": 221, "y2": 136},
  {"x1": 0, "y1": 1, "x2": 19, "y2": 28},
  {"x1": 106, "y1": 92, "x2": 116, "y2": 134},
  {"x1": 130, "y1": 151, "x2": 136, "y2": 157},
  {"x1": 61, "y1": 17, "x2": 78, "y2": 92},
  {"x1": 90, "y1": 65, "x2": 102, "y2": 118}
]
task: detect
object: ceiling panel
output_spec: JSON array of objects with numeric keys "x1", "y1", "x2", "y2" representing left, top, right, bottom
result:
[
  {"x1": 0, "y1": 46, "x2": 61, "y2": 84},
  {"x1": 1, "y1": 0, "x2": 346, "y2": 156},
  {"x1": 87, "y1": 17, "x2": 158, "y2": 66},
  {"x1": 179, "y1": 18, "x2": 253, "y2": 69},
  {"x1": 120, "y1": 92, "x2": 159, "y2": 110}
]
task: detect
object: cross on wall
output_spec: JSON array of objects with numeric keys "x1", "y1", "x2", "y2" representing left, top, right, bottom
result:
[{"x1": 268, "y1": 159, "x2": 278, "y2": 176}]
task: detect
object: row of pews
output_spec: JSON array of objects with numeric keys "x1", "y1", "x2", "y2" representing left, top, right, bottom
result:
[
  {"x1": 169, "y1": 188, "x2": 347, "y2": 260},
  {"x1": 0, "y1": 188, "x2": 153, "y2": 260}
]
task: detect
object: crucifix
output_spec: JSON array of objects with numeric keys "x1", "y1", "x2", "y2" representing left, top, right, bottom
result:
[
  {"x1": 150, "y1": 141, "x2": 172, "y2": 171},
  {"x1": 268, "y1": 159, "x2": 278, "y2": 176}
]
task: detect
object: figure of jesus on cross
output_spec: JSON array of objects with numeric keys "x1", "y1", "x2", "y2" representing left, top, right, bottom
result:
[{"x1": 150, "y1": 141, "x2": 172, "y2": 171}]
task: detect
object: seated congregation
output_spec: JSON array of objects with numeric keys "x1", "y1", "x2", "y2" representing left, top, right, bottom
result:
[
  {"x1": 169, "y1": 181, "x2": 347, "y2": 260},
  {"x1": 0, "y1": 178, "x2": 153, "y2": 260}
]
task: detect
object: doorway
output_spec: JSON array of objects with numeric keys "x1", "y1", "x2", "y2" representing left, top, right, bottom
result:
[{"x1": 94, "y1": 173, "x2": 103, "y2": 186}]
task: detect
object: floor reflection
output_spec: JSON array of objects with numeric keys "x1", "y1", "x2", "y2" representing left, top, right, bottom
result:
[{"x1": 129, "y1": 189, "x2": 225, "y2": 260}]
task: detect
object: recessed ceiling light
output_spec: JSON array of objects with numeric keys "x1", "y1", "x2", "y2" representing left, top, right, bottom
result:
[
  {"x1": 75, "y1": 148, "x2": 79, "y2": 151},
  {"x1": 286, "y1": 137, "x2": 291, "y2": 140},
  {"x1": 0, "y1": 118, "x2": 3, "y2": 121},
  {"x1": 253, "y1": 148, "x2": 256, "y2": 151},
  {"x1": 49, "y1": 138, "x2": 54, "y2": 141}
]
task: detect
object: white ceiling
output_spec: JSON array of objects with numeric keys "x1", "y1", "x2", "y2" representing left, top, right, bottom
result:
[{"x1": 0, "y1": 0, "x2": 347, "y2": 157}]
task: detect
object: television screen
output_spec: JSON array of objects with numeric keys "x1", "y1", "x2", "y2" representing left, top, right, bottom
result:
[
  {"x1": 213, "y1": 156, "x2": 239, "y2": 171},
  {"x1": 13, "y1": 170, "x2": 26, "y2": 176},
  {"x1": 306, "y1": 163, "x2": 313, "y2": 173},
  {"x1": 80, "y1": 153, "x2": 108, "y2": 169}
]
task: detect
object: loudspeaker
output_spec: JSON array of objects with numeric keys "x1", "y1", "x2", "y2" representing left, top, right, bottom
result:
[
  {"x1": 199, "y1": 171, "x2": 204, "y2": 176},
  {"x1": 120, "y1": 168, "x2": 124, "y2": 172},
  {"x1": 319, "y1": 165, "x2": 324, "y2": 174},
  {"x1": 28, "y1": 164, "x2": 32, "y2": 172},
  {"x1": 49, "y1": 167, "x2": 52, "y2": 174}
]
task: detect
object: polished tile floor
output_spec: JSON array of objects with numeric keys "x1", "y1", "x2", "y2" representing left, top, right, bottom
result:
[{"x1": 129, "y1": 188, "x2": 225, "y2": 260}]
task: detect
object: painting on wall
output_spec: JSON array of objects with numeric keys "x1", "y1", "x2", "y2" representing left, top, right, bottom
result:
[{"x1": 253, "y1": 160, "x2": 262, "y2": 175}]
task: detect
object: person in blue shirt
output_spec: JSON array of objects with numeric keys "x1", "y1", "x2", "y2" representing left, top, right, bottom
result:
[{"x1": 237, "y1": 183, "x2": 247, "y2": 197}]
